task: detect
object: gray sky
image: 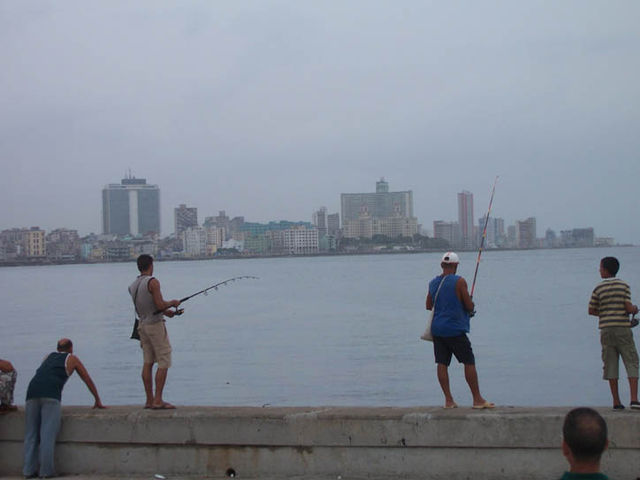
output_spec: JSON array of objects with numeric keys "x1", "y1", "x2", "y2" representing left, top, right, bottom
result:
[{"x1": 2, "y1": 1, "x2": 639, "y2": 242}]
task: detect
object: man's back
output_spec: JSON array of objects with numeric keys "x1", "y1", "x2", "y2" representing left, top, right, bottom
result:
[{"x1": 590, "y1": 277, "x2": 631, "y2": 328}]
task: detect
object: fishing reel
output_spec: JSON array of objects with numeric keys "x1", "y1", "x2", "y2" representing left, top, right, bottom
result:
[
  {"x1": 469, "y1": 310, "x2": 476, "y2": 318},
  {"x1": 173, "y1": 308, "x2": 184, "y2": 316},
  {"x1": 631, "y1": 314, "x2": 639, "y2": 328}
]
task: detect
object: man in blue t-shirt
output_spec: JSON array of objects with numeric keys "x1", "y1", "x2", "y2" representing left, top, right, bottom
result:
[{"x1": 426, "y1": 252, "x2": 493, "y2": 409}]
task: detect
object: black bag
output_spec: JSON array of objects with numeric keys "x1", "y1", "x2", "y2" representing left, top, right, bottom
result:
[{"x1": 130, "y1": 318, "x2": 140, "y2": 340}]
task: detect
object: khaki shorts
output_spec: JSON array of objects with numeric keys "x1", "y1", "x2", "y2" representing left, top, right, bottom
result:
[
  {"x1": 600, "y1": 327, "x2": 639, "y2": 380},
  {"x1": 139, "y1": 321, "x2": 172, "y2": 368}
]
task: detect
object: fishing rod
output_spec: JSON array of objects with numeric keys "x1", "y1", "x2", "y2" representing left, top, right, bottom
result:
[
  {"x1": 470, "y1": 176, "x2": 498, "y2": 301},
  {"x1": 154, "y1": 276, "x2": 259, "y2": 315}
]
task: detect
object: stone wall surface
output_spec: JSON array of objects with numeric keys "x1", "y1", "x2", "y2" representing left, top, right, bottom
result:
[{"x1": 1, "y1": 406, "x2": 639, "y2": 479}]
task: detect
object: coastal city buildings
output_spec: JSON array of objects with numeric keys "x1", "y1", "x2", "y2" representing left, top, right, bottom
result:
[
  {"x1": 102, "y1": 175, "x2": 160, "y2": 236},
  {"x1": 340, "y1": 179, "x2": 418, "y2": 239},
  {"x1": 0, "y1": 175, "x2": 622, "y2": 264}
]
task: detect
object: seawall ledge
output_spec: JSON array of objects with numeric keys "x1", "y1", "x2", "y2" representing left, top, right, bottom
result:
[{"x1": 1, "y1": 406, "x2": 639, "y2": 479}]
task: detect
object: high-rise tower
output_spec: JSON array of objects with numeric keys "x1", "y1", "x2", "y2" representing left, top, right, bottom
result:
[
  {"x1": 174, "y1": 204, "x2": 198, "y2": 236},
  {"x1": 457, "y1": 190, "x2": 474, "y2": 250},
  {"x1": 102, "y1": 175, "x2": 160, "y2": 236}
]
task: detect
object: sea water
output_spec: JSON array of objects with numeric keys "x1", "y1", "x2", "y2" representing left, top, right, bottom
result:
[{"x1": 1, "y1": 247, "x2": 639, "y2": 407}]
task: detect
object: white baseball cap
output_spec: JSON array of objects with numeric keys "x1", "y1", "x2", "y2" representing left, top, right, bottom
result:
[{"x1": 441, "y1": 252, "x2": 460, "y2": 264}]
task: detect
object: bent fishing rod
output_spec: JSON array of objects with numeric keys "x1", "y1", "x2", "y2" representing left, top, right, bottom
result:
[
  {"x1": 154, "y1": 276, "x2": 259, "y2": 315},
  {"x1": 469, "y1": 176, "x2": 498, "y2": 315}
]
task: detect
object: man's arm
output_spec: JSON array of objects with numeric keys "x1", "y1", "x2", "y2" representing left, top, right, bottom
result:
[
  {"x1": 625, "y1": 301, "x2": 639, "y2": 315},
  {"x1": 67, "y1": 355, "x2": 105, "y2": 409},
  {"x1": 588, "y1": 290, "x2": 599, "y2": 316},
  {"x1": 426, "y1": 292, "x2": 433, "y2": 311},
  {"x1": 456, "y1": 277, "x2": 475, "y2": 313},
  {"x1": 148, "y1": 278, "x2": 180, "y2": 314}
]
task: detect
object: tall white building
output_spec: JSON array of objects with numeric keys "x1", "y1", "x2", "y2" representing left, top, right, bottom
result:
[
  {"x1": 102, "y1": 175, "x2": 160, "y2": 236},
  {"x1": 457, "y1": 190, "x2": 474, "y2": 250}
]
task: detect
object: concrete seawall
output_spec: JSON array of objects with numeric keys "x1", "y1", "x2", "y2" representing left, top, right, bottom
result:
[{"x1": 1, "y1": 406, "x2": 639, "y2": 479}]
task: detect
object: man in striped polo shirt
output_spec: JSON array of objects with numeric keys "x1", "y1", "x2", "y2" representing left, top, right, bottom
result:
[{"x1": 588, "y1": 256, "x2": 639, "y2": 410}]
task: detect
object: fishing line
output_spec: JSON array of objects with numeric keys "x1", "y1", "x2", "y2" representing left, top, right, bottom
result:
[{"x1": 153, "y1": 276, "x2": 259, "y2": 315}]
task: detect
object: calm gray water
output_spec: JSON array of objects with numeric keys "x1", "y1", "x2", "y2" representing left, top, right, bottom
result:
[{"x1": 2, "y1": 247, "x2": 640, "y2": 407}]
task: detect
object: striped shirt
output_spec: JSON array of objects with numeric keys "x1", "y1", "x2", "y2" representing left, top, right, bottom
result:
[{"x1": 589, "y1": 278, "x2": 632, "y2": 328}]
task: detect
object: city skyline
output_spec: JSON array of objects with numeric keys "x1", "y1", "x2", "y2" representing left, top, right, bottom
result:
[
  {"x1": 0, "y1": 173, "x2": 621, "y2": 245},
  {"x1": 2, "y1": 2, "x2": 639, "y2": 243}
]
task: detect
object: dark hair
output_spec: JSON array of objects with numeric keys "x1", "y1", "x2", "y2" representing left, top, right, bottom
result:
[
  {"x1": 57, "y1": 338, "x2": 73, "y2": 352},
  {"x1": 600, "y1": 257, "x2": 619, "y2": 276},
  {"x1": 563, "y1": 407, "x2": 607, "y2": 462},
  {"x1": 137, "y1": 254, "x2": 154, "y2": 272}
]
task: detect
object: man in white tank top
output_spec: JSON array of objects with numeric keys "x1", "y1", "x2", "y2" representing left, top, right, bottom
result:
[{"x1": 129, "y1": 254, "x2": 181, "y2": 409}]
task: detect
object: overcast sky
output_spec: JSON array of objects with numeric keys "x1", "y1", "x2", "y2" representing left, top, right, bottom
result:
[{"x1": 1, "y1": 1, "x2": 639, "y2": 243}]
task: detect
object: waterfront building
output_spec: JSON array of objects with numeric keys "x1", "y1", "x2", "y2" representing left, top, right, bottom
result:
[
  {"x1": 341, "y1": 179, "x2": 418, "y2": 239},
  {"x1": 0, "y1": 228, "x2": 25, "y2": 258},
  {"x1": 458, "y1": 190, "x2": 474, "y2": 250},
  {"x1": 507, "y1": 225, "x2": 517, "y2": 247},
  {"x1": 282, "y1": 226, "x2": 319, "y2": 255},
  {"x1": 515, "y1": 217, "x2": 537, "y2": 249},
  {"x1": 102, "y1": 175, "x2": 160, "y2": 236},
  {"x1": 174, "y1": 204, "x2": 198, "y2": 236},
  {"x1": 244, "y1": 234, "x2": 271, "y2": 255},
  {"x1": 313, "y1": 207, "x2": 328, "y2": 238},
  {"x1": 343, "y1": 208, "x2": 374, "y2": 239},
  {"x1": 544, "y1": 228, "x2": 557, "y2": 248},
  {"x1": 595, "y1": 237, "x2": 615, "y2": 247},
  {"x1": 433, "y1": 221, "x2": 460, "y2": 248},
  {"x1": 0, "y1": 227, "x2": 47, "y2": 258},
  {"x1": 204, "y1": 211, "x2": 245, "y2": 240},
  {"x1": 46, "y1": 228, "x2": 80, "y2": 260},
  {"x1": 478, "y1": 216, "x2": 505, "y2": 248},
  {"x1": 239, "y1": 220, "x2": 313, "y2": 237},
  {"x1": 183, "y1": 226, "x2": 208, "y2": 257},
  {"x1": 206, "y1": 226, "x2": 225, "y2": 249},
  {"x1": 23, "y1": 227, "x2": 46, "y2": 258},
  {"x1": 327, "y1": 213, "x2": 340, "y2": 237},
  {"x1": 560, "y1": 228, "x2": 595, "y2": 248}
]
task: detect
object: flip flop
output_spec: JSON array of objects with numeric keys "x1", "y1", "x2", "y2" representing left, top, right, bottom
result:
[
  {"x1": 151, "y1": 402, "x2": 176, "y2": 410},
  {"x1": 444, "y1": 403, "x2": 458, "y2": 409},
  {"x1": 472, "y1": 401, "x2": 495, "y2": 409}
]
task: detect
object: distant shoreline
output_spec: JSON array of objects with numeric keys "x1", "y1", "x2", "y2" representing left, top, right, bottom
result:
[{"x1": 0, "y1": 244, "x2": 635, "y2": 268}]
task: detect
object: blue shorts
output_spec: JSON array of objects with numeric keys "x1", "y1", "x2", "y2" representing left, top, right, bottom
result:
[{"x1": 433, "y1": 334, "x2": 475, "y2": 366}]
